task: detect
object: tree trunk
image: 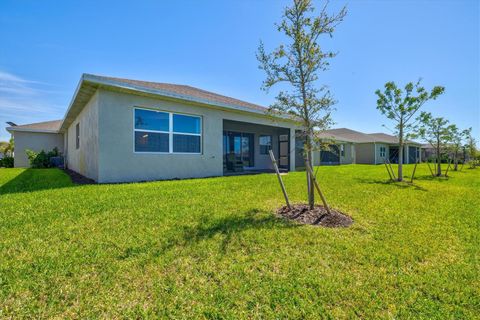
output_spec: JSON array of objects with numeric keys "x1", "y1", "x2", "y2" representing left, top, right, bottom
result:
[
  {"x1": 305, "y1": 132, "x2": 315, "y2": 210},
  {"x1": 436, "y1": 141, "x2": 442, "y2": 176},
  {"x1": 397, "y1": 123, "x2": 404, "y2": 181},
  {"x1": 454, "y1": 151, "x2": 458, "y2": 171}
]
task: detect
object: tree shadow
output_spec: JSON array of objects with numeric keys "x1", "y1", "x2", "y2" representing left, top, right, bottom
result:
[
  {"x1": 161, "y1": 209, "x2": 300, "y2": 254},
  {"x1": 413, "y1": 174, "x2": 450, "y2": 182},
  {"x1": 0, "y1": 169, "x2": 75, "y2": 195},
  {"x1": 354, "y1": 177, "x2": 428, "y2": 192}
]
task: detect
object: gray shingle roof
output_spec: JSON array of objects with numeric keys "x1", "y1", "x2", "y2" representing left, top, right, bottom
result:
[
  {"x1": 7, "y1": 120, "x2": 62, "y2": 133},
  {"x1": 320, "y1": 128, "x2": 376, "y2": 143},
  {"x1": 318, "y1": 128, "x2": 420, "y2": 145},
  {"x1": 89, "y1": 74, "x2": 268, "y2": 113}
]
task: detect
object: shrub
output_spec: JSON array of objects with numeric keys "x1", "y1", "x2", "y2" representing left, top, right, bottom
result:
[
  {"x1": 26, "y1": 147, "x2": 61, "y2": 168},
  {"x1": 0, "y1": 156, "x2": 14, "y2": 168}
]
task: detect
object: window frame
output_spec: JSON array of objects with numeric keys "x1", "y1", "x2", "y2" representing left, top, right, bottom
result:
[
  {"x1": 133, "y1": 107, "x2": 202, "y2": 155},
  {"x1": 340, "y1": 144, "x2": 345, "y2": 157},
  {"x1": 380, "y1": 146, "x2": 386, "y2": 158},
  {"x1": 259, "y1": 135, "x2": 272, "y2": 155}
]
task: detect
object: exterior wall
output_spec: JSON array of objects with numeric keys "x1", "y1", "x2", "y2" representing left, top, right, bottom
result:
[
  {"x1": 340, "y1": 142, "x2": 354, "y2": 164},
  {"x1": 311, "y1": 142, "x2": 354, "y2": 166},
  {"x1": 223, "y1": 120, "x2": 289, "y2": 171},
  {"x1": 12, "y1": 131, "x2": 64, "y2": 167},
  {"x1": 96, "y1": 89, "x2": 298, "y2": 183},
  {"x1": 375, "y1": 143, "x2": 389, "y2": 164},
  {"x1": 355, "y1": 143, "x2": 375, "y2": 164},
  {"x1": 65, "y1": 91, "x2": 99, "y2": 181}
]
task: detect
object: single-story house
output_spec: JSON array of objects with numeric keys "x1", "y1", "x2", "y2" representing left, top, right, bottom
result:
[
  {"x1": 317, "y1": 128, "x2": 422, "y2": 164},
  {"x1": 8, "y1": 74, "x2": 305, "y2": 183}
]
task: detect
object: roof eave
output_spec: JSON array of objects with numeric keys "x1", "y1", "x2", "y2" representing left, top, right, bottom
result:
[
  {"x1": 6, "y1": 127, "x2": 60, "y2": 134},
  {"x1": 59, "y1": 74, "x2": 299, "y2": 132}
]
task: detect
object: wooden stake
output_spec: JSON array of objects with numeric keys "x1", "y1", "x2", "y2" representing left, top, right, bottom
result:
[
  {"x1": 410, "y1": 160, "x2": 419, "y2": 183},
  {"x1": 386, "y1": 159, "x2": 396, "y2": 180},
  {"x1": 384, "y1": 160, "x2": 393, "y2": 181},
  {"x1": 305, "y1": 159, "x2": 332, "y2": 215},
  {"x1": 426, "y1": 160, "x2": 435, "y2": 177},
  {"x1": 269, "y1": 150, "x2": 291, "y2": 210},
  {"x1": 445, "y1": 159, "x2": 452, "y2": 177}
]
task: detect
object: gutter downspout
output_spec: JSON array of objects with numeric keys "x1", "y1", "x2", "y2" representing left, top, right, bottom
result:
[{"x1": 374, "y1": 142, "x2": 377, "y2": 165}]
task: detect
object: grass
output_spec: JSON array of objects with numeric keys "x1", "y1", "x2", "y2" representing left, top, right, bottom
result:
[{"x1": 0, "y1": 165, "x2": 479, "y2": 319}]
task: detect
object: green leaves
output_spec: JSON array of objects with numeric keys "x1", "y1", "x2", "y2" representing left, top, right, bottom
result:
[
  {"x1": 257, "y1": 0, "x2": 347, "y2": 133},
  {"x1": 375, "y1": 80, "x2": 445, "y2": 139}
]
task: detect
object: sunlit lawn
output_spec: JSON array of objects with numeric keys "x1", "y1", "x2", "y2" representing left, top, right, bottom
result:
[{"x1": 0, "y1": 164, "x2": 478, "y2": 318}]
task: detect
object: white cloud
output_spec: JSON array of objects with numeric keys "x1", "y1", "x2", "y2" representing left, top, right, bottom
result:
[{"x1": 0, "y1": 70, "x2": 66, "y2": 141}]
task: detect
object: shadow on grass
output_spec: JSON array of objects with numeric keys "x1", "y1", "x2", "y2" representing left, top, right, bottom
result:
[
  {"x1": 413, "y1": 174, "x2": 450, "y2": 182},
  {"x1": 162, "y1": 209, "x2": 299, "y2": 254},
  {"x1": 354, "y1": 177, "x2": 428, "y2": 192},
  {"x1": 0, "y1": 169, "x2": 75, "y2": 195}
]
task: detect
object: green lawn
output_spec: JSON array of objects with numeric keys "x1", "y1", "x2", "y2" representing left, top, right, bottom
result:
[{"x1": 0, "y1": 165, "x2": 479, "y2": 318}]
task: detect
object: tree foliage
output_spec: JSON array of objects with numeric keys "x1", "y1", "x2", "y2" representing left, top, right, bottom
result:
[
  {"x1": 375, "y1": 80, "x2": 444, "y2": 180},
  {"x1": 416, "y1": 112, "x2": 451, "y2": 176},
  {"x1": 448, "y1": 125, "x2": 470, "y2": 170},
  {"x1": 257, "y1": 0, "x2": 346, "y2": 208}
]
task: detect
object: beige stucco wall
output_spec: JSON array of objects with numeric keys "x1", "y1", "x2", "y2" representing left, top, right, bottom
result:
[
  {"x1": 13, "y1": 131, "x2": 64, "y2": 167},
  {"x1": 96, "y1": 89, "x2": 298, "y2": 183},
  {"x1": 339, "y1": 142, "x2": 354, "y2": 164},
  {"x1": 355, "y1": 143, "x2": 375, "y2": 164},
  {"x1": 65, "y1": 91, "x2": 99, "y2": 181}
]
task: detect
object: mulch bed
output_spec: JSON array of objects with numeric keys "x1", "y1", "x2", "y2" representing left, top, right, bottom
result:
[
  {"x1": 277, "y1": 204, "x2": 353, "y2": 228},
  {"x1": 63, "y1": 169, "x2": 96, "y2": 185}
]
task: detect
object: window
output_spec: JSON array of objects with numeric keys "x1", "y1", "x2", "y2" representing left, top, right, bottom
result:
[
  {"x1": 340, "y1": 144, "x2": 345, "y2": 157},
  {"x1": 380, "y1": 146, "x2": 386, "y2": 157},
  {"x1": 259, "y1": 135, "x2": 272, "y2": 155},
  {"x1": 75, "y1": 123, "x2": 80, "y2": 149},
  {"x1": 134, "y1": 108, "x2": 201, "y2": 153}
]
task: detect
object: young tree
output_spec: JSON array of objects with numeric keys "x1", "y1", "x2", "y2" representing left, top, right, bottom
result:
[
  {"x1": 465, "y1": 130, "x2": 478, "y2": 168},
  {"x1": 257, "y1": 0, "x2": 346, "y2": 209},
  {"x1": 375, "y1": 80, "x2": 444, "y2": 181},
  {"x1": 0, "y1": 137, "x2": 14, "y2": 157},
  {"x1": 448, "y1": 125, "x2": 470, "y2": 171},
  {"x1": 416, "y1": 112, "x2": 451, "y2": 176}
]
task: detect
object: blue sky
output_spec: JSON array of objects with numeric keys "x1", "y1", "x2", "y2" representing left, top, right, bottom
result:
[{"x1": 0, "y1": 0, "x2": 478, "y2": 142}]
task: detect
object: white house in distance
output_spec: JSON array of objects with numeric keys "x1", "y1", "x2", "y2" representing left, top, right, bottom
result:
[
  {"x1": 7, "y1": 74, "x2": 422, "y2": 183},
  {"x1": 318, "y1": 128, "x2": 422, "y2": 165}
]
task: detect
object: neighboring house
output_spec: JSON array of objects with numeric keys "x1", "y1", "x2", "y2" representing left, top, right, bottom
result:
[
  {"x1": 421, "y1": 143, "x2": 436, "y2": 161},
  {"x1": 7, "y1": 74, "x2": 302, "y2": 183},
  {"x1": 6, "y1": 120, "x2": 64, "y2": 167},
  {"x1": 314, "y1": 132, "x2": 356, "y2": 166},
  {"x1": 318, "y1": 128, "x2": 422, "y2": 164}
]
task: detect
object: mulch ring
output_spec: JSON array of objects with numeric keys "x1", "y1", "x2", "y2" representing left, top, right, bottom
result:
[
  {"x1": 277, "y1": 204, "x2": 353, "y2": 228},
  {"x1": 63, "y1": 169, "x2": 96, "y2": 185}
]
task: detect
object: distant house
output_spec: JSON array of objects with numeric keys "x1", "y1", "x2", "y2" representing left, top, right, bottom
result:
[
  {"x1": 421, "y1": 143, "x2": 436, "y2": 161},
  {"x1": 317, "y1": 128, "x2": 422, "y2": 165}
]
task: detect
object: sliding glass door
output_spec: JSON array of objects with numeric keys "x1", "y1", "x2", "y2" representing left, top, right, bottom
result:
[{"x1": 223, "y1": 131, "x2": 254, "y2": 171}]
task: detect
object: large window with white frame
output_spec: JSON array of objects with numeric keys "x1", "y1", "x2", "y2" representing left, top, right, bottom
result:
[{"x1": 134, "y1": 108, "x2": 202, "y2": 154}]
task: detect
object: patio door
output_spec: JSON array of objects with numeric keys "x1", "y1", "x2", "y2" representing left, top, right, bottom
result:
[
  {"x1": 278, "y1": 134, "x2": 289, "y2": 170},
  {"x1": 223, "y1": 131, "x2": 254, "y2": 171}
]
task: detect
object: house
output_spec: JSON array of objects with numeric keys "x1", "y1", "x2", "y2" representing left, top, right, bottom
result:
[
  {"x1": 317, "y1": 128, "x2": 421, "y2": 164},
  {"x1": 7, "y1": 74, "x2": 303, "y2": 183}
]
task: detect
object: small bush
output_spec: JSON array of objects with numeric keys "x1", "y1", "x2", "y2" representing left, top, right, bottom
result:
[
  {"x1": 26, "y1": 147, "x2": 61, "y2": 168},
  {"x1": 0, "y1": 156, "x2": 14, "y2": 168}
]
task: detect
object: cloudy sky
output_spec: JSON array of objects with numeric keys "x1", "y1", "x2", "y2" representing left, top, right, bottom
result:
[{"x1": 0, "y1": 0, "x2": 478, "y2": 141}]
